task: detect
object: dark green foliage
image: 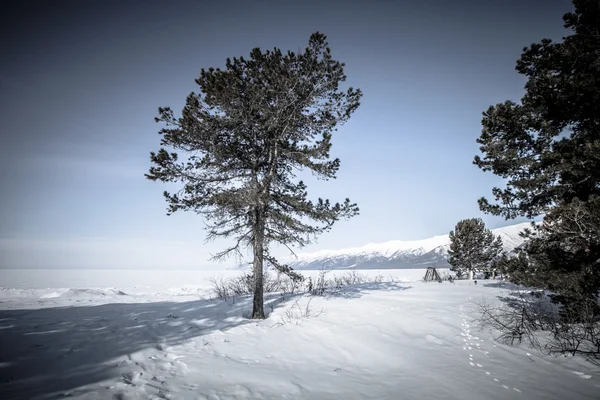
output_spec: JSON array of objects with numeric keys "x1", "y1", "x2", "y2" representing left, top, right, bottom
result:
[
  {"x1": 474, "y1": 0, "x2": 600, "y2": 322},
  {"x1": 147, "y1": 33, "x2": 361, "y2": 318},
  {"x1": 448, "y1": 218, "x2": 503, "y2": 280},
  {"x1": 474, "y1": 0, "x2": 600, "y2": 220},
  {"x1": 501, "y1": 198, "x2": 600, "y2": 318}
]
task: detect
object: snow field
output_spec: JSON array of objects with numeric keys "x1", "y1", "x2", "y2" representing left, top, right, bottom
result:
[{"x1": 0, "y1": 271, "x2": 599, "y2": 399}]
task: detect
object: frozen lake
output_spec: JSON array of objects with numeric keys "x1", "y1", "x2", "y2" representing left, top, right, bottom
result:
[{"x1": 0, "y1": 268, "x2": 436, "y2": 290}]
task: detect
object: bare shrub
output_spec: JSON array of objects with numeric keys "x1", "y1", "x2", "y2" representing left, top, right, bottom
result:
[
  {"x1": 309, "y1": 269, "x2": 394, "y2": 296},
  {"x1": 340, "y1": 270, "x2": 366, "y2": 285},
  {"x1": 546, "y1": 298, "x2": 600, "y2": 363},
  {"x1": 310, "y1": 268, "x2": 331, "y2": 296},
  {"x1": 473, "y1": 293, "x2": 551, "y2": 347},
  {"x1": 208, "y1": 276, "x2": 232, "y2": 301},
  {"x1": 271, "y1": 296, "x2": 323, "y2": 327},
  {"x1": 209, "y1": 270, "x2": 305, "y2": 301},
  {"x1": 473, "y1": 289, "x2": 600, "y2": 364},
  {"x1": 275, "y1": 272, "x2": 305, "y2": 295}
]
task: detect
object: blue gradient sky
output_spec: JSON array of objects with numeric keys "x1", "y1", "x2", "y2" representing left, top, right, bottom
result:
[{"x1": 0, "y1": 0, "x2": 571, "y2": 269}]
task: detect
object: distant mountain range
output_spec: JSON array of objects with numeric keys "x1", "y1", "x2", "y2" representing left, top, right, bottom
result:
[{"x1": 284, "y1": 222, "x2": 532, "y2": 270}]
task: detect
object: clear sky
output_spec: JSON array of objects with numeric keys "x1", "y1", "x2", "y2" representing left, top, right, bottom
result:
[{"x1": 0, "y1": 0, "x2": 572, "y2": 269}]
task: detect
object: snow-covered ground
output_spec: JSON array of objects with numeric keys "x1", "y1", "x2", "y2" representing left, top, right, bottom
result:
[{"x1": 0, "y1": 269, "x2": 598, "y2": 399}]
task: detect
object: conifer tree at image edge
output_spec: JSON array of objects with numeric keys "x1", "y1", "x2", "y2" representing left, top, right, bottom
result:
[{"x1": 474, "y1": 0, "x2": 600, "y2": 318}]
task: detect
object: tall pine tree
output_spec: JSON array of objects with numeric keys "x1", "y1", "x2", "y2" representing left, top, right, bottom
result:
[
  {"x1": 448, "y1": 218, "x2": 503, "y2": 280},
  {"x1": 147, "y1": 33, "x2": 362, "y2": 319},
  {"x1": 473, "y1": 0, "x2": 600, "y2": 307}
]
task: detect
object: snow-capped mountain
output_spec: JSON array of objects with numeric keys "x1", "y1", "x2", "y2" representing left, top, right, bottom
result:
[{"x1": 286, "y1": 222, "x2": 532, "y2": 270}]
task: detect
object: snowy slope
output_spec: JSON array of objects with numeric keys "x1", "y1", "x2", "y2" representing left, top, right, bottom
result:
[
  {"x1": 0, "y1": 277, "x2": 597, "y2": 399},
  {"x1": 287, "y1": 222, "x2": 532, "y2": 270}
]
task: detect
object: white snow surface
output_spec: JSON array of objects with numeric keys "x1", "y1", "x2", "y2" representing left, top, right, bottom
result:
[
  {"x1": 290, "y1": 222, "x2": 531, "y2": 264},
  {"x1": 1, "y1": 268, "x2": 598, "y2": 399}
]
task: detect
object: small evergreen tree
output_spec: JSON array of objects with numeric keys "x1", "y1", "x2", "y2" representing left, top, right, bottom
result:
[
  {"x1": 146, "y1": 33, "x2": 362, "y2": 319},
  {"x1": 448, "y1": 218, "x2": 503, "y2": 280}
]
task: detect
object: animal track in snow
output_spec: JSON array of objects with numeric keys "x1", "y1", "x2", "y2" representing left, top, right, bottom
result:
[
  {"x1": 572, "y1": 371, "x2": 592, "y2": 380},
  {"x1": 470, "y1": 362, "x2": 475, "y2": 366},
  {"x1": 513, "y1": 388, "x2": 522, "y2": 393},
  {"x1": 476, "y1": 363, "x2": 483, "y2": 368}
]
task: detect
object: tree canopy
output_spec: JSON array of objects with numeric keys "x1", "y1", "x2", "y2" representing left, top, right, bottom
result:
[
  {"x1": 147, "y1": 32, "x2": 362, "y2": 318},
  {"x1": 474, "y1": 0, "x2": 600, "y2": 313},
  {"x1": 474, "y1": 0, "x2": 600, "y2": 220},
  {"x1": 448, "y1": 218, "x2": 503, "y2": 280}
]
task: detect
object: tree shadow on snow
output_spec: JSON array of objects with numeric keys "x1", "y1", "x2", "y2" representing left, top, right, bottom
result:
[{"x1": 0, "y1": 293, "x2": 288, "y2": 400}]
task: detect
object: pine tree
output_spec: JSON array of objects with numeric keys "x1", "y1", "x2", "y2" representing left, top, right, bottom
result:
[
  {"x1": 473, "y1": 0, "x2": 600, "y2": 306},
  {"x1": 448, "y1": 218, "x2": 503, "y2": 280},
  {"x1": 474, "y1": 0, "x2": 600, "y2": 220},
  {"x1": 146, "y1": 33, "x2": 362, "y2": 319}
]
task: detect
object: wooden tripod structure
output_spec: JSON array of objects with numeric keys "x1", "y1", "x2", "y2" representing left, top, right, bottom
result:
[{"x1": 423, "y1": 267, "x2": 443, "y2": 283}]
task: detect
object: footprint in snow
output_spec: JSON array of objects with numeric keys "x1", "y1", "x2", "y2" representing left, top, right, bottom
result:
[
  {"x1": 425, "y1": 334, "x2": 445, "y2": 345},
  {"x1": 572, "y1": 371, "x2": 592, "y2": 380},
  {"x1": 502, "y1": 385, "x2": 509, "y2": 389},
  {"x1": 476, "y1": 363, "x2": 483, "y2": 368},
  {"x1": 485, "y1": 371, "x2": 491, "y2": 375},
  {"x1": 470, "y1": 362, "x2": 475, "y2": 366},
  {"x1": 493, "y1": 378, "x2": 499, "y2": 382},
  {"x1": 513, "y1": 388, "x2": 522, "y2": 393}
]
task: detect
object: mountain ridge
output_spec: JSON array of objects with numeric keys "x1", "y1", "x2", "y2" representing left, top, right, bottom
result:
[{"x1": 285, "y1": 222, "x2": 532, "y2": 270}]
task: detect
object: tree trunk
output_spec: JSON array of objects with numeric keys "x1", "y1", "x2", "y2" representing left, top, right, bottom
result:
[
  {"x1": 468, "y1": 268, "x2": 474, "y2": 280},
  {"x1": 251, "y1": 208, "x2": 266, "y2": 319}
]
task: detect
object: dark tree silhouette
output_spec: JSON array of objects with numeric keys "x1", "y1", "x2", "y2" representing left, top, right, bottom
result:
[
  {"x1": 147, "y1": 33, "x2": 361, "y2": 319},
  {"x1": 448, "y1": 218, "x2": 503, "y2": 280}
]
